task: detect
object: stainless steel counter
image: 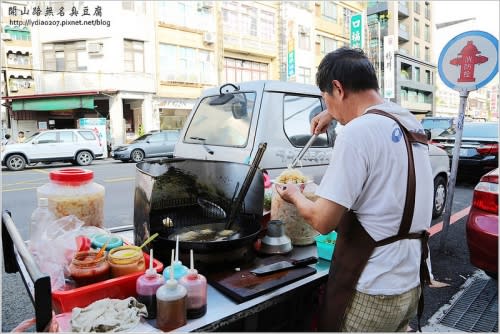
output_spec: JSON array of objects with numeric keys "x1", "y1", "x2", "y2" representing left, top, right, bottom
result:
[{"x1": 116, "y1": 229, "x2": 331, "y2": 332}]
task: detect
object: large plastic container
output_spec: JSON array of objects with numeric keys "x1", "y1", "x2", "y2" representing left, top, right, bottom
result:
[
  {"x1": 37, "y1": 168, "x2": 105, "y2": 227},
  {"x1": 270, "y1": 182, "x2": 319, "y2": 245},
  {"x1": 51, "y1": 251, "x2": 163, "y2": 313}
]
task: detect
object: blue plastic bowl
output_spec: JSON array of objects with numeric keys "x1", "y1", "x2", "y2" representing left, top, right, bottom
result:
[{"x1": 314, "y1": 231, "x2": 337, "y2": 261}]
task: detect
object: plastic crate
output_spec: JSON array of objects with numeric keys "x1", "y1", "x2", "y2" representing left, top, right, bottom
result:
[
  {"x1": 314, "y1": 231, "x2": 337, "y2": 261},
  {"x1": 51, "y1": 252, "x2": 163, "y2": 313}
]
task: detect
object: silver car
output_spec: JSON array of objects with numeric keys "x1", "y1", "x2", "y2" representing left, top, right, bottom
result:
[{"x1": 112, "y1": 130, "x2": 180, "y2": 163}]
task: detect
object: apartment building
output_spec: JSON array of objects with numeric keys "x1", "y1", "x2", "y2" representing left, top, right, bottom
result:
[
  {"x1": 2, "y1": 1, "x2": 156, "y2": 147},
  {"x1": 367, "y1": 0, "x2": 435, "y2": 119},
  {"x1": 1, "y1": 0, "x2": 35, "y2": 135}
]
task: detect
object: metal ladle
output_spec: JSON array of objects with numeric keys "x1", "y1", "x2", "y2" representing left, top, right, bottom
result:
[{"x1": 289, "y1": 134, "x2": 318, "y2": 169}]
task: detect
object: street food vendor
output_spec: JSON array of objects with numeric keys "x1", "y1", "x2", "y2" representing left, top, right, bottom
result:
[{"x1": 276, "y1": 47, "x2": 432, "y2": 332}]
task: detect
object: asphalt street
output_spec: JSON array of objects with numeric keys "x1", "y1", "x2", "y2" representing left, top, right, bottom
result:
[{"x1": 1, "y1": 159, "x2": 493, "y2": 332}]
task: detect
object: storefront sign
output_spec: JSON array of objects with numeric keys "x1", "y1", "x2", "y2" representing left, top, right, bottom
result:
[
  {"x1": 350, "y1": 13, "x2": 364, "y2": 49},
  {"x1": 383, "y1": 35, "x2": 395, "y2": 99}
]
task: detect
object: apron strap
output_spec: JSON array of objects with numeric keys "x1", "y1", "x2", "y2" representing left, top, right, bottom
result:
[{"x1": 366, "y1": 110, "x2": 430, "y2": 332}]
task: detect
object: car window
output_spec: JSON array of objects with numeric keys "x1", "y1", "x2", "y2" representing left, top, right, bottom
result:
[
  {"x1": 59, "y1": 132, "x2": 76, "y2": 143},
  {"x1": 166, "y1": 131, "x2": 179, "y2": 141},
  {"x1": 421, "y1": 118, "x2": 453, "y2": 130},
  {"x1": 283, "y1": 95, "x2": 328, "y2": 147},
  {"x1": 37, "y1": 132, "x2": 58, "y2": 144},
  {"x1": 78, "y1": 130, "x2": 97, "y2": 141},
  {"x1": 148, "y1": 133, "x2": 164, "y2": 143},
  {"x1": 184, "y1": 92, "x2": 256, "y2": 147},
  {"x1": 133, "y1": 134, "x2": 151, "y2": 142}
]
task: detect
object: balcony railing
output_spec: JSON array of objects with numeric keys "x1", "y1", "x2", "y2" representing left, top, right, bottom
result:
[
  {"x1": 399, "y1": 23, "x2": 409, "y2": 42},
  {"x1": 398, "y1": 1, "x2": 409, "y2": 17}
]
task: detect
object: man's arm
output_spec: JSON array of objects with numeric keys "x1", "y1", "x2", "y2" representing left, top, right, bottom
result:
[{"x1": 275, "y1": 184, "x2": 346, "y2": 234}]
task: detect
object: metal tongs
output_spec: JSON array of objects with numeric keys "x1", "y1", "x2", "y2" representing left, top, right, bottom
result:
[{"x1": 289, "y1": 134, "x2": 318, "y2": 169}]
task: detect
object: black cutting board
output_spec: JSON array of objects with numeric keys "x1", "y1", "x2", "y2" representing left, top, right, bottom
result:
[{"x1": 207, "y1": 255, "x2": 317, "y2": 303}]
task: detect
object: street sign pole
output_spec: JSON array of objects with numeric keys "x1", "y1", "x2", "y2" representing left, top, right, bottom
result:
[
  {"x1": 437, "y1": 30, "x2": 498, "y2": 251},
  {"x1": 439, "y1": 89, "x2": 468, "y2": 252}
]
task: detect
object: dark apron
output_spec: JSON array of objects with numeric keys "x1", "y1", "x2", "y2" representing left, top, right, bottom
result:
[{"x1": 318, "y1": 110, "x2": 431, "y2": 332}]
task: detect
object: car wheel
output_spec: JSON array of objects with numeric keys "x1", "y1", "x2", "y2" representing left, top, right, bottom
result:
[
  {"x1": 6, "y1": 154, "x2": 26, "y2": 171},
  {"x1": 433, "y1": 175, "x2": 447, "y2": 218},
  {"x1": 131, "y1": 149, "x2": 145, "y2": 163},
  {"x1": 75, "y1": 151, "x2": 94, "y2": 166}
]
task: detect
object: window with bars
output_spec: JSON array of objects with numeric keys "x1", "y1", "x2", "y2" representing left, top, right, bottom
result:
[
  {"x1": 43, "y1": 41, "x2": 87, "y2": 72},
  {"x1": 224, "y1": 58, "x2": 268, "y2": 82},
  {"x1": 425, "y1": 70, "x2": 432, "y2": 84},
  {"x1": 124, "y1": 39, "x2": 144, "y2": 72}
]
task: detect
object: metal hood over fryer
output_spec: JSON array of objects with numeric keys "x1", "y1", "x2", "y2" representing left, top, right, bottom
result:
[{"x1": 134, "y1": 158, "x2": 264, "y2": 268}]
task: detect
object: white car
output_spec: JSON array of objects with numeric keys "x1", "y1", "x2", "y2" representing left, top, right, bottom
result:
[
  {"x1": 175, "y1": 81, "x2": 450, "y2": 218},
  {"x1": 1, "y1": 129, "x2": 104, "y2": 171}
]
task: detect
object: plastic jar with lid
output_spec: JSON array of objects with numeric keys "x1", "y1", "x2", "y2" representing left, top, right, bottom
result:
[
  {"x1": 37, "y1": 168, "x2": 105, "y2": 228},
  {"x1": 108, "y1": 245, "x2": 146, "y2": 277},
  {"x1": 69, "y1": 250, "x2": 110, "y2": 287}
]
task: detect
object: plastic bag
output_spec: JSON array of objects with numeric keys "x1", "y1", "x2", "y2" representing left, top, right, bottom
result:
[{"x1": 29, "y1": 215, "x2": 107, "y2": 291}]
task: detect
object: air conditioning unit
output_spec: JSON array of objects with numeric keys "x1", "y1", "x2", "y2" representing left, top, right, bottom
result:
[
  {"x1": 87, "y1": 42, "x2": 103, "y2": 55},
  {"x1": 1, "y1": 33, "x2": 12, "y2": 41},
  {"x1": 203, "y1": 32, "x2": 215, "y2": 44}
]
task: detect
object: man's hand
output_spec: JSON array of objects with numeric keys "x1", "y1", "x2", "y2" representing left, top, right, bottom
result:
[
  {"x1": 310, "y1": 110, "x2": 334, "y2": 135},
  {"x1": 275, "y1": 183, "x2": 303, "y2": 204}
]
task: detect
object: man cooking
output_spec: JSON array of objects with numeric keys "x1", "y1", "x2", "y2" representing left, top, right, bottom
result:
[{"x1": 276, "y1": 47, "x2": 432, "y2": 332}]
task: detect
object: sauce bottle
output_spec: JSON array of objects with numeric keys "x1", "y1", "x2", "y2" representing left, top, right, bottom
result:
[
  {"x1": 156, "y1": 250, "x2": 187, "y2": 331},
  {"x1": 163, "y1": 236, "x2": 188, "y2": 280},
  {"x1": 179, "y1": 249, "x2": 207, "y2": 319},
  {"x1": 136, "y1": 249, "x2": 165, "y2": 319}
]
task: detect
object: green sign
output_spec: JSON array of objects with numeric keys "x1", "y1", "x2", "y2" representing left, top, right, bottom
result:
[
  {"x1": 287, "y1": 50, "x2": 295, "y2": 78},
  {"x1": 350, "y1": 13, "x2": 363, "y2": 49}
]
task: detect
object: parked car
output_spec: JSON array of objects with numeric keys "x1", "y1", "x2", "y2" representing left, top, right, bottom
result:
[
  {"x1": 1, "y1": 129, "x2": 104, "y2": 171},
  {"x1": 430, "y1": 122, "x2": 498, "y2": 178},
  {"x1": 175, "y1": 80, "x2": 450, "y2": 218},
  {"x1": 421, "y1": 116, "x2": 455, "y2": 138},
  {"x1": 112, "y1": 130, "x2": 180, "y2": 162},
  {"x1": 466, "y1": 168, "x2": 498, "y2": 279}
]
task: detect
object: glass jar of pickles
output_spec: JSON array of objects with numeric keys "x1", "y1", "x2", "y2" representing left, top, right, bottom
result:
[
  {"x1": 108, "y1": 245, "x2": 146, "y2": 277},
  {"x1": 69, "y1": 250, "x2": 110, "y2": 287}
]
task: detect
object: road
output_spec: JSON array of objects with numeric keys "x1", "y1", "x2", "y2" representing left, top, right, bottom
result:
[{"x1": 0, "y1": 159, "x2": 489, "y2": 331}]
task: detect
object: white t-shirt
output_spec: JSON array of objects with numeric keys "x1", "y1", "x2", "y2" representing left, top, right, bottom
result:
[{"x1": 316, "y1": 102, "x2": 433, "y2": 295}]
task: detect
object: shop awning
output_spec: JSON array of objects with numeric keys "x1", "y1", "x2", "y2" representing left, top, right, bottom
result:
[{"x1": 12, "y1": 96, "x2": 94, "y2": 111}]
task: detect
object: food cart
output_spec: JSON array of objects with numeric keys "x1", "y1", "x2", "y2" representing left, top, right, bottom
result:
[{"x1": 2, "y1": 158, "x2": 332, "y2": 332}]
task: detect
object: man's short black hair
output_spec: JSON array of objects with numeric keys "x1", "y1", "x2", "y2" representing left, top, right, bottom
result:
[{"x1": 316, "y1": 47, "x2": 379, "y2": 94}]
